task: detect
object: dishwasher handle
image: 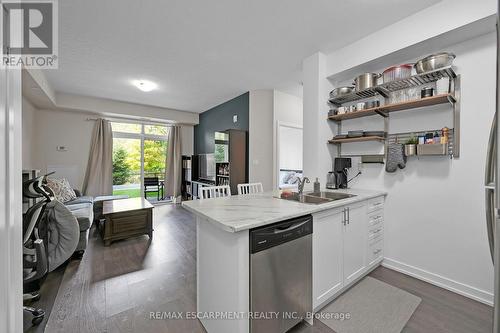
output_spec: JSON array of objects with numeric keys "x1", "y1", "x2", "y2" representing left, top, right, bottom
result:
[
  {"x1": 250, "y1": 215, "x2": 313, "y2": 254},
  {"x1": 273, "y1": 221, "x2": 309, "y2": 234}
]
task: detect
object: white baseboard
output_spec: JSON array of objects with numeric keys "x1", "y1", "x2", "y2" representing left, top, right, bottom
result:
[{"x1": 382, "y1": 258, "x2": 493, "y2": 306}]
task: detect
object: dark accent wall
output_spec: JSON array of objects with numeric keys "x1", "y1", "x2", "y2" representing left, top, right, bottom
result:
[{"x1": 194, "y1": 92, "x2": 249, "y2": 154}]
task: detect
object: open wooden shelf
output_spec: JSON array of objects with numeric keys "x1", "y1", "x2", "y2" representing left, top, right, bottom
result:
[
  {"x1": 328, "y1": 136, "x2": 386, "y2": 145},
  {"x1": 328, "y1": 94, "x2": 455, "y2": 121}
]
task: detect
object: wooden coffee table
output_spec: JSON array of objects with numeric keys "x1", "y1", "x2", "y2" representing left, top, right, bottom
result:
[{"x1": 101, "y1": 197, "x2": 154, "y2": 246}]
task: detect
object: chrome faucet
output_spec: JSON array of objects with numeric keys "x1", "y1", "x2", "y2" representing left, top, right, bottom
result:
[{"x1": 297, "y1": 177, "x2": 310, "y2": 195}]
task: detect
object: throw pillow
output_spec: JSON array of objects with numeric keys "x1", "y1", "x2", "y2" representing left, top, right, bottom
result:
[{"x1": 46, "y1": 177, "x2": 77, "y2": 203}]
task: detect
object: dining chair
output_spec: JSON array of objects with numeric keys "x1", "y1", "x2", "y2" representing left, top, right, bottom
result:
[
  {"x1": 237, "y1": 182, "x2": 264, "y2": 195},
  {"x1": 200, "y1": 185, "x2": 231, "y2": 200}
]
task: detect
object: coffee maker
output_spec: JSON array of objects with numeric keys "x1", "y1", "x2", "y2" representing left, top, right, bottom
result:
[{"x1": 326, "y1": 158, "x2": 352, "y2": 189}]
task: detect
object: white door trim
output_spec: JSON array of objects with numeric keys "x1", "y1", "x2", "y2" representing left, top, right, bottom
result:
[
  {"x1": 274, "y1": 121, "x2": 303, "y2": 189},
  {"x1": 0, "y1": 64, "x2": 23, "y2": 332}
]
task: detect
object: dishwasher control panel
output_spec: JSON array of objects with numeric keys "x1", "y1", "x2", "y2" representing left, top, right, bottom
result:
[{"x1": 250, "y1": 215, "x2": 312, "y2": 254}]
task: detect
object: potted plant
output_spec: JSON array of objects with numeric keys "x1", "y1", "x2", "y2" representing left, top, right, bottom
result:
[{"x1": 404, "y1": 135, "x2": 418, "y2": 156}]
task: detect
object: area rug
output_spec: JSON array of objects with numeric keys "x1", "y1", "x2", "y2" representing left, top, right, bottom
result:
[{"x1": 319, "y1": 276, "x2": 421, "y2": 333}]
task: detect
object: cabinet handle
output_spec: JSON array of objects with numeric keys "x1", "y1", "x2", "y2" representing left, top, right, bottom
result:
[
  {"x1": 347, "y1": 207, "x2": 350, "y2": 225},
  {"x1": 342, "y1": 208, "x2": 346, "y2": 226}
]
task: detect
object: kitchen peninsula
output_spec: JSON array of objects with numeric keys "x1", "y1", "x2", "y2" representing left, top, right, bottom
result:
[{"x1": 182, "y1": 188, "x2": 386, "y2": 333}]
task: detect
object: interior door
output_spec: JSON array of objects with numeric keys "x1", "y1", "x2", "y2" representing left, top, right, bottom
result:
[
  {"x1": 343, "y1": 204, "x2": 367, "y2": 285},
  {"x1": 312, "y1": 209, "x2": 343, "y2": 309}
]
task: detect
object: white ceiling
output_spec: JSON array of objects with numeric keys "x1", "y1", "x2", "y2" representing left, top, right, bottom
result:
[{"x1": 45, "y1": 0, "x2": 440, "y2": 113}]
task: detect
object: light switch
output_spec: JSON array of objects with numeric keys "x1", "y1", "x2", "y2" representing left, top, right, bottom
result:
[
  {"x1": 56, "y1": 146, "x2": 68, "y2": 152},
  {"x1": 233, "y1": 115, "x2": 238, "y2": 123}
]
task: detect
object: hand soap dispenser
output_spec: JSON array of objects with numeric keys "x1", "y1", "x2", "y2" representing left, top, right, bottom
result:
[{"x1": 313, "y1": 178, "x2": 320, "y2": 193}]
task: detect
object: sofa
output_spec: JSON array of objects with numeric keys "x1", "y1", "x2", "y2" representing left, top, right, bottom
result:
[
  {"x1": 64, "y1": 190, "x2": 128, "y2": 256},
  {"x1": 63, "y1": 191, "x2": 94, "y2": 256}
]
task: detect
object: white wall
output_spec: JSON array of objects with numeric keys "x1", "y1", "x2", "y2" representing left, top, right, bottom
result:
[
  {"x1": 278, "y1": 126, "x2": 303, "y2": 171},
  {"x1": 181, "y1": 125, "x2": 195, "y2": 156},
  {"x1": 22, "y1": 97, "x2": 36, "y2": 169},
  {"x1": 23, "y1": 108, "x2": 195, "y2": 190},
  {"x1": 303, "y1": 53, "x2": 333, "y2": 188},
  {"x1": 326, "y1": 0, "x2": 496, "y2": 77},
  {"x1": 303, "y1": 30, "x2": 496, "y2": 304},
  {"x1": 274, "y1": 90, "x2": 303, "y2": 126},
  {"x1": 273, "y1": 90, "x2": 303, "y2": 188},
  {"x1": 31, "y1": 109, "x2": 95, "y2": 189},
  {"x1": 249, "y1": 90, "x2": 274, "y2": 190},
  {"x1": 359, "y1": 33, "x2": 495, "y2": 304}
]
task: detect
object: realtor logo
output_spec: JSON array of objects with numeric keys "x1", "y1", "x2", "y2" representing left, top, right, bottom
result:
[{"x1": 1, "y1": 0, "x2": 58, "y2": 68}]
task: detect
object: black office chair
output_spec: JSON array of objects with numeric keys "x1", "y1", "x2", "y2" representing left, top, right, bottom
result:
[
  {"x1": 144, "y1": 177, "x2": 160, "y2": 201},
  {"x1": 22, "y1": 175, "x2": 53, "y2": 325}
]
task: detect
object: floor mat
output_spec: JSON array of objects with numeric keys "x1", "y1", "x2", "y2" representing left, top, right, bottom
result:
[{"x1": 319, "y1": 276, "x2": 421, "y2": 333}]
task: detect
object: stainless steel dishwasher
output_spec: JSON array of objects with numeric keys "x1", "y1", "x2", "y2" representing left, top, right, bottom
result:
[{"x1": 250, "y1": 215, "x2": 312, "y2": 333}]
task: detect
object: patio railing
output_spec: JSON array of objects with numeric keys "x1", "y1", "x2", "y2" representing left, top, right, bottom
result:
[{"x1": 113, "y1": 170, "x2": 166, "y2": 187}]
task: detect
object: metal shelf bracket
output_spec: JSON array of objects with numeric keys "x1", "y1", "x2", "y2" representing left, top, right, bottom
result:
[
  {"x1": 452, "y1": 75, "x2": 461, "y2": 158},
  {"x1": 375, "y1": 110, "x2": 389, "y2": 118}
]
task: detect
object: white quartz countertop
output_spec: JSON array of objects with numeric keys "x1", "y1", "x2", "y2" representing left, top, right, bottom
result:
[{"x1": 181, "y1": 188, "x2": 387, "y2": 233}]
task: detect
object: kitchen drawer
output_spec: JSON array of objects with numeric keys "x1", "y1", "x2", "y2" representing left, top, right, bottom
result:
[
  {"x1": 368, "y1": 226, "x2": 383, "y2": 241},
  {"x1": 367, "y1": 197, "x2": 384, "y2": 213},
  {"x1": 368, "y1": 239, "x2": 383, "y2": 266},
  {"x1": 368, "y1": 213, "x2": 383, "y2": 228},
  {"x1": 368, "y1": 218, "x2": 383, "y2": 232}
]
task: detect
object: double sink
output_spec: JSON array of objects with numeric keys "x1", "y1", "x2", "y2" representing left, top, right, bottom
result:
[{"x1": 282, "y1": 191, "x2": 356, "y2": 205}]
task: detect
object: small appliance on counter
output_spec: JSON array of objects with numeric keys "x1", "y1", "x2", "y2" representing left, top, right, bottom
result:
[{"x1": 326, "y1": 158, "x2": 352, "y2": 189}]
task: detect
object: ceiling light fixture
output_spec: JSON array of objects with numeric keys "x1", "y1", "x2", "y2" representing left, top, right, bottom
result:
[{"x1": 132, "y1": 79, "x2": 158, "y2": 92}]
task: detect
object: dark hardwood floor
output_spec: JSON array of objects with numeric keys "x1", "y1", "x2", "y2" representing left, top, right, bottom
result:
[
  {"x1": 38, "y1": 204, "x2": 492, "y2": 333},
  {"x1": 23, "y1": 264, "x2": 66, "y2": 332},
  {"x1": 370, "y1": 267, "x2": 493, "y2": 333}
]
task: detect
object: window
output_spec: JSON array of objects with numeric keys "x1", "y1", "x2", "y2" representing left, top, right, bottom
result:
[
  {"x1": 111, "y1": 122, "x2": 141, "y2": 134},
  {"x1": 111, "y1": 122, "x2": 169, "y2": 201},
  {"x1": 144, "y1": 124, "x2": 169, "y2": 136}
]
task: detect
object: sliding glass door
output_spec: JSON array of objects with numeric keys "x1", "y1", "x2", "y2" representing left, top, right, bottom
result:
[
  {"x1": 112, "y1": 137, "x2": 142, "y2": 198},
  {"x1": 111, "y1": 122, "x2": 169, "y2": 202}
]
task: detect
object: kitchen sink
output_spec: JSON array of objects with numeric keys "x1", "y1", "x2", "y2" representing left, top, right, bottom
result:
[
  {"x1": 281, "y1": 193, "x2": 332, "y2": 205},
  {"x1": 306, "y1": 191, "x2": 356, "y2": 200},
  {"x1": 281, "y1": 192, "x2": 355, "y2": 205}
]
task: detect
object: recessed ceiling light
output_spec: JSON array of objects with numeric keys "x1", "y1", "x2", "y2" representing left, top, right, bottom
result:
[{"x1": 132, "y1": 79, "x2": 158, "y2": 92}]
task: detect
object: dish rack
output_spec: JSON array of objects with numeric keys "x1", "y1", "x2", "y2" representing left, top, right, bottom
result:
[{"x1": 328, "y1": 66, "x2": 456, "y2": 105}]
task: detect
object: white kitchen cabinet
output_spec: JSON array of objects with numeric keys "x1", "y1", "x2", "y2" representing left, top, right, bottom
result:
[
  {"x1": 367, "y1": 199, "x2": 384, "y2": 268},
  {"x1": 342, "y1": 203, "x2": 367, "y2": 285},
  {"x1": 312, "y1": 208, "x2": 344, "y2": 309},
  {"x1": 312, "y1": 195, "x2": 385, "y2": 311}
]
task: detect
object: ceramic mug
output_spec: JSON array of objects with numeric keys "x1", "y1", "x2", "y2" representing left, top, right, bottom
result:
[
  {"x1": 356, "y1": 102, "x2": 365, "y2": 110},
  {"x1": 337, "y1": 106, "x2": 346, "y2": 114}
]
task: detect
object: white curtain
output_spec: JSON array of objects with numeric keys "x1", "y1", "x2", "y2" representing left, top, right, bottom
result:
[
  {"x1": 165, "y1": 126, "x2": 182, "y2": 202},
  {"x1": 82, "y1": 119, "x2": 113, "y2": 196}
]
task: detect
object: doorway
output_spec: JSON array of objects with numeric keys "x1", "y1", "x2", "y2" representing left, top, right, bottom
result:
[
  {"x1": 111, "y1": 122, "x2": 168, "y2": 202},
  {"x1": 276, "y1": 122, "x2": 303, "y2": 190}
]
